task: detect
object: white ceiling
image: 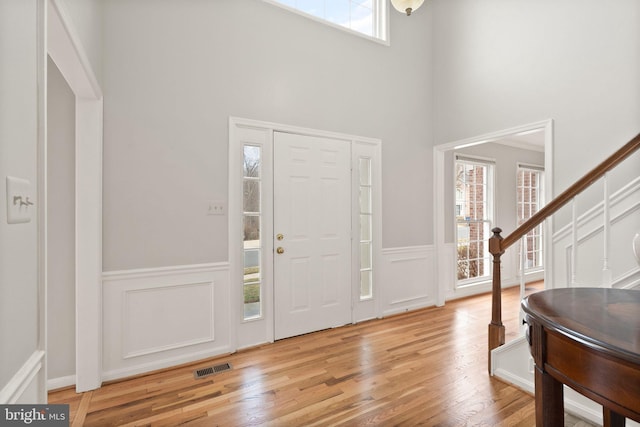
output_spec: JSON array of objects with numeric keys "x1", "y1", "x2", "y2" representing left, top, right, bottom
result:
[{"x1": 496, "y1": 129, "x2": 545, "y2": 152}]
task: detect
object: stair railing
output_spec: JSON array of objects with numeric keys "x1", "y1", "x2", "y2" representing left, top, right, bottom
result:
[{"x1": 487, "y1": 132, "x2": 640, "y2": 372}]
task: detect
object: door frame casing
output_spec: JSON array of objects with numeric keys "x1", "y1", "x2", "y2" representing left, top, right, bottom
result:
[
  {"x1": 433, "y1": 120, "x2": 554, "y2": 305},
  {"x1": 229, "y1": 117, "x2": 382, "y2": 350},
  {"x1": 47, "y1": 0, "x2": 103, "y2": 392}
]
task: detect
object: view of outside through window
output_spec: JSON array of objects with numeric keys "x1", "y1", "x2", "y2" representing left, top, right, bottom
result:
[
  {"x1": 243, "y1": 145, "x2": 262, "y2": 320},
  {"x1": 272, "y1": 0, "x2": 379, "y2": 38},
  {"x1": 456, "y1": 160, "x2": 493, "y2": 282},
  {"x1": 517, "y1": 167, "x2": 544, "y2": 271},
  {"x1": 359, "y1": 157, "x2": 373, "y2": 299}
]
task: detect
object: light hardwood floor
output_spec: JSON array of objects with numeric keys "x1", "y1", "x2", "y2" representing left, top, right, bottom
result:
[{"x1": 49, "y1": 282, "x2": 584, "y2": 426}]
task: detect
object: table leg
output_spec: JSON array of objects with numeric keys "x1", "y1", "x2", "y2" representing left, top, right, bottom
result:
[
  {"x1": 535, "y1": 366, "x2": 564, "y2": 426},
  {"x1": 603, "y1": 408, "x2": 625, "y2": 427}
]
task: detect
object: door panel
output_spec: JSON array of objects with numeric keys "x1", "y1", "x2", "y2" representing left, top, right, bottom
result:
[{"x1": 274, "y1": 132, "x2": 351, "y2": 340}]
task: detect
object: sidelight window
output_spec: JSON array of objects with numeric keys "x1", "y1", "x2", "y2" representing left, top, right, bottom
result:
[
  {"x1": 359, "y1": 157, "x2": 373, "y2": 300},
  {"x1": 243, "y1": 145, "x2": 262, "y2": 320}
]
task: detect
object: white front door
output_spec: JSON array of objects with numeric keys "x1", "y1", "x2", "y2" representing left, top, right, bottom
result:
[{"x1": 273, "y1": 132, "x2": 352, "y2": 340}]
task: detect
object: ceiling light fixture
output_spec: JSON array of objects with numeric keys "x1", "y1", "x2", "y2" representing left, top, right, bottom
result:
[{"x1": 390, "y1": 0, "x2": 425, "y2": 16}]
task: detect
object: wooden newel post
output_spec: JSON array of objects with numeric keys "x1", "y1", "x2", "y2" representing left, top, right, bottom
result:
[{"x1": 488, "y1": 227, "x2": 505, "y2": 373}]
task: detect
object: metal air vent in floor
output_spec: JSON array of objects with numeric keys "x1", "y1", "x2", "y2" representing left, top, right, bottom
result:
[{"x1": 194, "y1": 362, "x2": 232, "y2": 379}]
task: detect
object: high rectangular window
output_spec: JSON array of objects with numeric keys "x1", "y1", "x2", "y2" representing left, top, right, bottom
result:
[{"x1": 265, "y1": 0, "x2": 388, "y2": 42}]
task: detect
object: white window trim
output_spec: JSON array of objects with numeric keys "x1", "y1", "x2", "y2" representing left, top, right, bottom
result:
[
  {"x1": 261, "y1": 0, "x2": 390, "y2": 46},
  {"x1": 516, "y1": 163, "x2": 545, "y2": 274},
  {"x1": 454, "y1": 155, "x2": 496, "y2": 287}
]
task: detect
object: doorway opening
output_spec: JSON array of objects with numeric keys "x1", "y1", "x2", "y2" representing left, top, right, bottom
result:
[{"x1": 433, "y1": 120, "x2": 553, "y2": 304}]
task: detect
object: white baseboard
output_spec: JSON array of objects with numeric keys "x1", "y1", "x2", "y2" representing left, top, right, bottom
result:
[
  {"x1": 102, "y1": 345, "x2": 234, "y2": 382},
  {"x1": 47, "y1": 375, "x2": 76, "y2": 392},
  {"x1": 0, "y1": 351, "x2": 45, "y2": 404}
]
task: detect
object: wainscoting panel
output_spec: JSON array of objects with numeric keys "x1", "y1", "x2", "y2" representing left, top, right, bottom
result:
[
  {"x1": 123, "y1": 282, "x2": 214, "y2": 359},
  {"x1": 0, "y1": 351, "x2": 45, "y2": 404},
  {"x1": 380, "y1": 246, "x2": 436, "y2": 316},
  {"x1": 102, "y1": 263, "x2": 231, "y2": 382},
  {"x1": 552, "y1": 177, "x2": 640, "y2": 289}
]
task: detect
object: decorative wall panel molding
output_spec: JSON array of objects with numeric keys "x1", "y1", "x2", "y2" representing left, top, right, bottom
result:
[
  {"x1": 102, "y1": 263, "x2": 231, "y2": 381},
  {"x1": 552, "y1": 177, "x2": 640, "y2": 288},
  {"x1": 380, "y1": 246, "x2": 436, "y2": 316}
]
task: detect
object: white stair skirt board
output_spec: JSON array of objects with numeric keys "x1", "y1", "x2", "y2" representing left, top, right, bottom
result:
[{"x1": 491, "y1": 337, "x2": 640, "y2": 427}]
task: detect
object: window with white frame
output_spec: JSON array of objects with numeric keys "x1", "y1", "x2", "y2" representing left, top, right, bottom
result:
[
  {"x1": 359, "y1": 157, "x2": 373, "y2": 300},
  {"x1": 243, "y1": 145, "x2": 263, "y2": 320},
  {"x1": 517, "y1": 165, "x2": 544, "y2": 272},
  {"x1": 455, "y1": 156, "x2": 494, "y2": 284},
  {"x1": 266, "y1": 0, "x2": 387, "y2": 41}
]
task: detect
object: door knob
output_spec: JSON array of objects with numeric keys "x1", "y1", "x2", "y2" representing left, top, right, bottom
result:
[
  {"x1": 276, "y1": 233, "x2": 284, "y2": 241},
  {"x1": 276, "y1": 247, "x2": 285, "y2": 254}
]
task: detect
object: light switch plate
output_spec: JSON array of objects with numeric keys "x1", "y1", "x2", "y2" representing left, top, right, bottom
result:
[
  {"x1": 207, "y1": 200, "x2": 226, "y2": 216},
  {"x1": 6, "y1": 176, "x2": 34, "y2": 224}
]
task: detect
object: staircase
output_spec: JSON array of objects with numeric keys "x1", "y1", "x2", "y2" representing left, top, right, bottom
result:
[{"x1": 487, "y1": 133, "x2": 640, "y2": 426}]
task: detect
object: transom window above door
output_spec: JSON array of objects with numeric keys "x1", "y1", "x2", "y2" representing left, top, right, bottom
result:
[{"x1": 264, "y1": 0, "x2": 388, "y2": 42}]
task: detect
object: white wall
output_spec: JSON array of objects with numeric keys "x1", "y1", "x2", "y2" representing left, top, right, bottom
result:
[
  {"x1": 101, "y1": 0, "x2": 434, "y2": 271},
  {"x1": 0, "y1": 0, "x2": 44, "y2": 403},
  {"x1": 46, "y1": 56, "x2": 76, "y2": 384},
  {"x1": 433, "y1": 0, "x2": 640, "y2": 196},
  {"x1": 432, "y1": 0, "x2": 640, "y2": 287},
  {"x1": 57, "y1": 0, "x2": 103, "y2": 86}
]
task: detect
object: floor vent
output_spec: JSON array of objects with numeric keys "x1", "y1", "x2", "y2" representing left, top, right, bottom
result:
[{"x1": 194, "y1": 362, "x2": 232, "y2": 379}]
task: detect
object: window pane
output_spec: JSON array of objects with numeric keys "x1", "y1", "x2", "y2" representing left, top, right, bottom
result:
[
  {"x1": 243, "y1": 282, "x2": 260, "y2": 304},
  {"x1": 244, "y1": 248, "x2": 260, "y2": 269},
  {"x1": 243, "y1": 281, "x2": 261, "y2": 319},
  {"x1": 457, "y1": 223, "x2": 470, "y2": 244},
  {"x1": 268, "y1": 0, "x2": 384, "y2": 41},
  {"x1": 326, "y1": 1, "x2": 350, "y2": 26},
  {"x1": 360, "y1": 214, "x2": 371, "y2": 241},
  {"x1": 243, "y1": 215, "x2": 260, "y2": 242},
  {"x1": 297, "y1": 0, "x2": 324, "y2": 18},
  {"x1": 359, "y1": 158, "x2": 371, "y2": 186},
  {"x1": 517, "y1": 168, "x2": 544, "y2": 271},
  {"x1": 360, "y1": 242, "x2": 371, "y2": 269},
  {"x1": 359, "y1": 187, "x2": 371, "y2": 214},
  {"x1": 456, "y1": 159, "x2": 493, "y2": 284},
  {"x1": 243, "y1": 146, "x2": 260, "y2": 178},
  {"x1": 360, "y1": 269, "x2": 372, "y2": 299},
  {"x1": 353, "y1": 0, "x2": 373, "y2": 7},
  {"x1": 243, "y1": 181, "x2": 260, "y2": 213},
  {"x1": 350, "y1": 3, "x2": 373, "y2": 36}
]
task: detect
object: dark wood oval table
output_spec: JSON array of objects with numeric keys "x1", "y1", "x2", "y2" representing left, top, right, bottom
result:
[{"x1": 521, "y1": 288, "x2": 640, "y2": 427}]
